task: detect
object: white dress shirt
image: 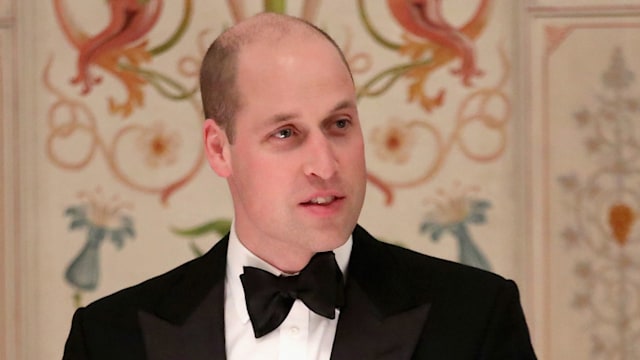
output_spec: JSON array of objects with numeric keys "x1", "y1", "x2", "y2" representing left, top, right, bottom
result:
[{"x1": 225, "y1": 224, "x2": 352, "y2": 360}]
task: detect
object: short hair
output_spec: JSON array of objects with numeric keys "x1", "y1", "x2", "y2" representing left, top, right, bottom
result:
[{"x1": 199, "y1": 12, "x2": 352, "y2": 143}]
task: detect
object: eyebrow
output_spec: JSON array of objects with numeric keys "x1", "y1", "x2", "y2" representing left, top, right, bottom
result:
[
  {"x1": 331, "y1": 99, "x2": 357, "y2": 113},
  {"x1": 267, "y1": 99, "x2": 357, "y2": 124},
  {"x1": 269, "y1": 112, "x2": 297, "y2": 124}
]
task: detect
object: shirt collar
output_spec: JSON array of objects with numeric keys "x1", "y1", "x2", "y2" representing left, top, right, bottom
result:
[{"x1": 225, "y1": 221, "x2": 353, "y2": 324}]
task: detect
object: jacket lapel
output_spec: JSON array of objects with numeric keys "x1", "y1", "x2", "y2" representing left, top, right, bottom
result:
[
  {"x1": 331, "y1": 226, "x2": 432, "y2": 360},
  {"x1": 133, "y1": 226, "x2": 432, "y2": 360},
  {"x1": 138, "y1": 237, "x2": 229, "y2": 360}
]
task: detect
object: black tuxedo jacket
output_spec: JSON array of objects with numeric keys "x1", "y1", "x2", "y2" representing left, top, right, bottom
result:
[{"x1": 63, "y1": 225, "x2": 536, "y2": 359}]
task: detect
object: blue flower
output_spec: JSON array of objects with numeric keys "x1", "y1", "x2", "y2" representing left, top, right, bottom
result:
[
  {"x1": 420, "y1": 185, "x2": 492, "y2": 271},
  {"x1": 64, "y1": 189, "x2": 135, "y2": 292}
]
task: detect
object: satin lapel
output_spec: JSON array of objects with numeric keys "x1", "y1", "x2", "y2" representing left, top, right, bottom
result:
[
  {"x1": 331, "y1": 280, "x2": 430, "y2": 360},
  {"x1": 139, "y1": 237, "x2": 229, "y2": 360},
  {"x1": 331, "y1": 226, "x2": 433, "y2": 360}
]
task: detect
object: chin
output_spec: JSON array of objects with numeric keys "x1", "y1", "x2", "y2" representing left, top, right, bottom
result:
[{"x1": 308, "y1": 229, "x2": 351, "y2": 252}]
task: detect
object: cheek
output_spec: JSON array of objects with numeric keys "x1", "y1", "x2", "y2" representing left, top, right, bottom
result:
[
  {"x1": 239, "y1": 156, "x2": 293, "y2": 192},
  {"x1": 343, "y1": 143, "x2": 366, "y2": 168},
  {"x1": 343, "y1": 148, "x2": 367, "y2": 186},
  {"x1": 231, "y1": 144, "x2": 270, "y2": 177}
]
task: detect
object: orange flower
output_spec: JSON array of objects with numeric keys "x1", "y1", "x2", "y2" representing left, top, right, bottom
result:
[
  {"x1": 137, "y1": 122, "x2": 181, "y2": 168},
  {"x1": 609, "y1": 202, "x2": 635, "y2": 246},
  {"x1": 371, "y1": 120, "x2": 416, "y2": 164}
]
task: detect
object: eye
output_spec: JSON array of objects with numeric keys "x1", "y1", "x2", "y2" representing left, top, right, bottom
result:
[
  {"x1": 274, "y1": 127, "x2": 294, "y2": 139},
  {"x1": 335, "y1": 119, "x2": 349, "y2": 129}
]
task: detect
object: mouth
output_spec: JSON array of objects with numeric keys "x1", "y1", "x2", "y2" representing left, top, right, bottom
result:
[{"x1": 301, "y1": 195, "x2": 344, "y2": 206}]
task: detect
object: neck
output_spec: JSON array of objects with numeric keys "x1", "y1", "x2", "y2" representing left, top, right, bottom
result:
[{"x1": 238, "y1": 236, "x2": 314, "y2": 274}]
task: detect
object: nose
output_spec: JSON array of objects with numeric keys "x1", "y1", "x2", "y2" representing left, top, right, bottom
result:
[{"x1": 303, "y1": 134, "x2": 338, "y2": 180}]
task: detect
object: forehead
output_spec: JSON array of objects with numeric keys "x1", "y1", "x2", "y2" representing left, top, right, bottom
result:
[
  {"x1": 236, "y1": 30, "x2": 346, "y2": 72},
  {"x1": 233, "y1": 33, "x2": 355, "y2": 117}
]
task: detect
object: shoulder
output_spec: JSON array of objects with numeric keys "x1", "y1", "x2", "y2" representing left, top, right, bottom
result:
[
  {"x1": 352, "y1": 225, "x2": 514, "y2": 300},
  {"x1": 80, "y1": 256, "x2": 196, "y2": 320},
  {"x1": 81, "y1": 237, "x2": 228, "y2": 319},
  {"x1": 352, "y1": 228, "x2": 536, "y2": 357},
  {"x1": 63, "y1": 258, "x2": 201, "y2": 356}
]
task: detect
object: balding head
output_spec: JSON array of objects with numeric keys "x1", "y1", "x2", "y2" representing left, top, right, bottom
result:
[{"x1": 199, "y1": 12, "x2": 352, "y2": 143}]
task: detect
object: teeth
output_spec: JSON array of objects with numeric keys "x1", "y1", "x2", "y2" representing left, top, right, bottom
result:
[{"x1": 309, "y1": 196, "x2": 335, "y2": 204}]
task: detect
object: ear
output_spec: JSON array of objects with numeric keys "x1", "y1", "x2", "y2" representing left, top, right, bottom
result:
[{"x1": 203, "y1": 119, "x2": 232, "y2": 177}]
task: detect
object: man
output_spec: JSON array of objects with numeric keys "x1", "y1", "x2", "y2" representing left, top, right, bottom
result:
[{"x1": 63, "y1": 12, "x2": 537, "y2": 359}]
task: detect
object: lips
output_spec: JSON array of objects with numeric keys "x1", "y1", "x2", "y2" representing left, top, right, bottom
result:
[
  {"x1": 301, "y1": 194, "x2": 344, "y2": 206},
  {"x1": 308, "y1": 196, "x2": 336, "y2": 205}
]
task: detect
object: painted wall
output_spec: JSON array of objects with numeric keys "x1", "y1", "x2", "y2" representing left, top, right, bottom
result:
[{"x1": 2, "y1": 1, "x2": 640, "y2": 359}]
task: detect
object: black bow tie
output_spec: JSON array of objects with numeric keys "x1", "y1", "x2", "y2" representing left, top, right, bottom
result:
[{"x1": 240, "y1": 251, "x2": 345, "y2": 338}]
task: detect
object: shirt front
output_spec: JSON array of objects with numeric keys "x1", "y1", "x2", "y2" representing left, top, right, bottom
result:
[{"x1": 225, "y1": 224, "x2": 352, "y2": 360}]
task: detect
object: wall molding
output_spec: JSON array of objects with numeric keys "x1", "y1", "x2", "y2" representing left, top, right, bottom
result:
[
  {"x1": 1, "y1": 7, "x2": 18, "y2": 360},
  {"x1": 2, "y1": 0, "x2": 38, "y2": 358}
]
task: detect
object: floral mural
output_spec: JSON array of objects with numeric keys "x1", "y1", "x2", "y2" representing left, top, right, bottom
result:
[
  {"x1": 46, "y1": 0, "x2": 204, "y2": 204},
  {"x1": 558, "y1": 46, "x2": 640, "y2": 359},
  {"x1": 45, "y1": 0, "x2": 514, "y2": 345},
  {"x1": 53, "y1": 0, "x2": 192, "y2": 117},
  {"x1": 421, "y1": 183, "x2": 492, "y2": 270},
  {"x1": 4, "y1": 0, "x2": 638, "y2": 358},
  {"x1": 358, "y1": 0, "x2": 510, "y2": 205},
  {"x1": 64, "y1": 187, "x2": 135, "y2": 307},
  {"x1": 171, "y1": 1, "x2": 506, "y2": 268},
  {"x1": 45, "y1": 0, "x2": 511, "y2": 299}
]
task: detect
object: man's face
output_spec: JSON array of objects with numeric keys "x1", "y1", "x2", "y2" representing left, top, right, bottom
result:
[{"x1": 222, "y1": 34, "x2": 366, "y2": 266}]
